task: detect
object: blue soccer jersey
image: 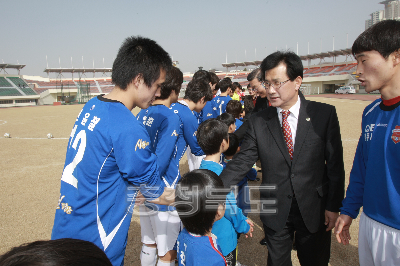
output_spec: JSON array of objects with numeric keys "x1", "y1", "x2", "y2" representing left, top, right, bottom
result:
[
  {"x1": 170, "y1": 101, "x2": 204, "y2": 161},
  {"x1": 199, "y1": 160, "x2": 250, "y2": 256},
  {"x1": 137, "y1": 104, "x2": 181, "y2": 211},
  {"x1": 51, "y1": 96, "x2": 165, "y2": 266},
  {"x1": 201, "y1": 101, "x2": 215, "y2": 121},
  {"x1": 177, "y1": 228, "x2": 227, "y2": 266},
  {"x1": 340, "y1": 99, "x2": 400, "y2": 230},
  {"x1": 211, "y1": 95, "x2": 232, "y2": 117}
]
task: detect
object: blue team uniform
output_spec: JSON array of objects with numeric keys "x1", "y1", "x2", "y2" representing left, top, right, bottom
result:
[
  {"x1": 177, "y1": 228, "x2": 226, "y2": 266},
  {"x1": 51, "y1": 96, "x2": 165, "y2": 266},
  {"x1": 170, "y1": 101, "x2": 204, "y2": 161},
  {"x1": 137, "y1": 104, "x2": 181, "y2": 211},
  {"x1": 235, "y1": 118, "x2": 243, "y2": 131},
  {"x1": 199, "y1": 160, "x2": 250, "y2": 256},
  {"x1": 340, "y1": 99, "x2": 400, "y2": 230},
  {"x1": 211, "y1": 95, "x2": 232, "y2": 117},
  {"x1": 201, "y1": 101, "x2": 215, "y2": 121}
]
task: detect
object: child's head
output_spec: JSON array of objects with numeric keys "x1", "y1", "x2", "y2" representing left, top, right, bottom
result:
[
  {"x1": 156, "y1": 66, "x2": 183, "y2": 102},
  {"x1": 232, "y1": 82, "x2": 242, "y2": 94},
  {"x1": 197, "y1": 119, "x2": 229, "y2": 155},
  {"x1": 216, "y1": 113, "x2": 236, "y2": 133},
  {"x1": 223, "y1": 133, "x2": 240, "y2": 158},
  {"x1": 218, "y1": 78, "x2": 232, "y2": 93},
  {"x1": 184, "y1": 79, "x2": 213, "y2": 112},
  {"x1": 0, "y1": 238, "x2": 112, "y2": 266},
  {"x1": 242, "y1": 95, "x2": 254, "y2": 117},
  {"x1": 175, "y1": 169, "x2": 226, "y2": 236},
  {"x1": 226, "y1": 100, "x2": 243, "y2": 119}
]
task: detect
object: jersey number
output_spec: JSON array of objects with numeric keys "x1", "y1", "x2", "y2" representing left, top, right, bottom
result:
[{"x1": 61, "y1": 128, "x2": 87, "y2": 189}]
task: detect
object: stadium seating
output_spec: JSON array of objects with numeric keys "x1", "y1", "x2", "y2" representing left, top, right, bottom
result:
[
  {"x1": 0, "y1": 77, "x2": 13, "y2": 88},
  {"x1": 0, "y1": 88, "x2": 23, "y2": 96}
]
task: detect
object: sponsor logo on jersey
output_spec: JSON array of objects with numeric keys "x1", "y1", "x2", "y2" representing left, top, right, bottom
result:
[
  {"x1": 171, "y1": 130, "x2": 178, "y2": 137},
  {"x1": 193, "y1": 131, "x2": 197, "y2": 137},
  {"x1": 135, "y1": 139, "x2": 150, "y2": 151},
  {"x1": 56, "y1": 194, "x2": 73, "y2": 214},
  {"x1": 207, "y1": 113, "x2": 213, "y2": 117},
  {"x1": 391, "y1": 126, "x2": 400, "y2": 144}
]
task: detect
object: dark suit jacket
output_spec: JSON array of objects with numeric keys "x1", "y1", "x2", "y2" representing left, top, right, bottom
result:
[{"x1": 220, "y1": 96, "x2": 345, "y2": 233}]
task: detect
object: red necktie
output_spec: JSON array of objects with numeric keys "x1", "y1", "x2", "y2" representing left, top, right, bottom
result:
[{"x1": 282, "y1": 110, "x2": 293, "y2": 160}]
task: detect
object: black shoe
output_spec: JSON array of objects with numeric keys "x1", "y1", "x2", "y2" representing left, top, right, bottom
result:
[{"x1": 260, "y1": 238, "x2": 267, "y2": 246}]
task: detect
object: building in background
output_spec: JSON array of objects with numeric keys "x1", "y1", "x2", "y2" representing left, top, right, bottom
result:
[{"x1": 366, "y1": 1, "x2": 400, "y2": 29}]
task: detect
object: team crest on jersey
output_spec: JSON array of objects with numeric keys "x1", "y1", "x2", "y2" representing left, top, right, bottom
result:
[
  {"x1": 391, "y1": 126, "x2": 400, "y2": 144},
  {"x1": 171, "y1": 130, "x2": 178, "y2": 137},
  {"x1": 135, "y1": 139, "x2": 149, "y2": 151}
]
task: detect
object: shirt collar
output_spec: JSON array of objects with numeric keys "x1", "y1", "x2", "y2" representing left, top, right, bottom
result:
[{"x1": 277, "y1": 95, "x2": 301, "y2": 119}]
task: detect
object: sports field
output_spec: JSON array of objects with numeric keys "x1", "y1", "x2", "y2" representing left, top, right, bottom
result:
[{"x1": 0, "y1": 95, "x2": 378, "y2": 265}]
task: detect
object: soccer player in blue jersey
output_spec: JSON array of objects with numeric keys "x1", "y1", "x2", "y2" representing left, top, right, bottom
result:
[
  {"x1": 175, "y1": 169, "x2": 228, "y2": 266},
  {"x1": 170, "y1": 79, "x2": 213, "y2": 171},
  {"x1": 335, "y1": 20, "x2": 400, "y2": 265},
  {"x1": 51, "y1": 36, "x2": 175, "y2": 266},
  {"x1": 136, "y1": 66, "x2": 183, "y2": 266},
  {"x1": 211, "y1": 78, "x2": 233, "y2": 117}
]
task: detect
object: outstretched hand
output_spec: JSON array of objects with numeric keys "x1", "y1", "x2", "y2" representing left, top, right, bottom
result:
[
  {"x1": 325, "y1": 210, "x2": 339, "y2": 231},
  {"x1": 335, "y1": 214, "x2": 353, "y2": 245},
  {"x1": 245, "y1": 219, "x2": 254, "y2": 238}
]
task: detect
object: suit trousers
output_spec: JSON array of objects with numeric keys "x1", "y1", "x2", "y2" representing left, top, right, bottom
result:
[{"x1": 263, "y1": 197, "x2": 331, "y2": 266}]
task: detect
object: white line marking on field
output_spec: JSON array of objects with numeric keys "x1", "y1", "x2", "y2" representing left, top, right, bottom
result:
[
  {"x1": 0, "y1": 120, "x2": 7, "y2": 125},
  {"x1": 12, "y1": 137, "x2": 69, "y2": 140}
]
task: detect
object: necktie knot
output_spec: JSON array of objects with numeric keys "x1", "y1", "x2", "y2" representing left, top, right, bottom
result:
[{"x1": 282, "y1": 110, "x2": 290, "y2": 120}]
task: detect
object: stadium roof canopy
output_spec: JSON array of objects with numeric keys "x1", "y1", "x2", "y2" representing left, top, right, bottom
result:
[
  {"x1": 221, "y1": 48, "x2": 353, "y2": 69},
  {"x1": 44, "y1": 68, "x2": 112, "y2": 73},
  {"x1": 0, "y1": 64, "x2": 26, "y2": 74}
]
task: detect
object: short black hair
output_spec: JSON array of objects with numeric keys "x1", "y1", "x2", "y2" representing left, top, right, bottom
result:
[
  {"x1": 192, "y1": 70, "x2": 211, "y2": 84},
  {"x1": 232, "y1": 82, "x2": 242, "y2": 91},
  {"x1": 184, "y1": 79, "x2": 213, "y2": 103},
  {"x1": 260, "y1": 51, "x2": 303, "y2": 81},
  {"x1": 175, "y1": 169, "x2": 227, "y2": 236},
  {"x1": 216, "y1": 113, "x2": 235, "y2": 128},
  {"x1": 243, "y1": 95, "x2": 254, "y2": 115},
  {"x1": 352, "y1": 20, "x2": 400, "y2": 59},
  {"x1": 209, "y1": 72, "x2": 220, "y2": 86},
  {"x1": 157, "y1": 66, "x2": 183, "y2": 100},
  {"x1": 197, "y1": 119, "x2": 228, "y2": 155},
  {"x1": 226, "y1": 100, "x2": 242, "y2": 119},
  {"x1": 223, "y1": 133, "x2": 240, "y2": 157},
  {"x1": 247, "y1": 68, "x2": 262, "y2": 82},
  {"x1": 0, "y1": 238, "x2": 112, "y2": 266},
  {"x1": 112, "y1": 36, "x2": 172, "y2": 90},
  {"x1": 217, "y1": 78, "x2": 232, "y2": 93}
]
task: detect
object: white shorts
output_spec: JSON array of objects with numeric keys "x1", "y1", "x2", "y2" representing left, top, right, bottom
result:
[
  {"x1": 359, "y1": 212, "x2": 400, "y2": 266},
  {"x1": 140, "y1": 205, "x2": 182, "y2": 257}
]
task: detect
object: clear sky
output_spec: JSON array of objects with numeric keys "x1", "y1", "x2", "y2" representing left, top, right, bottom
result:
[{"x1": 1, "y1": 0, "x2": 382, "y2": 77}]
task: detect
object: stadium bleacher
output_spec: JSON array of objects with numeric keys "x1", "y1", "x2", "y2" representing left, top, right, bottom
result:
[{"x1": 0, "y1": 77, "x2": 13, "y2": 88}]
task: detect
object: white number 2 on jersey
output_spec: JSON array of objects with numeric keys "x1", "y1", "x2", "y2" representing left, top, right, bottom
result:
[{"x1": 61, "y1": 127, "x2": 87, "y2": 189}]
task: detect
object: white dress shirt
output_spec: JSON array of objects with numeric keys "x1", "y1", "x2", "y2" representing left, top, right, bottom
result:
[{"x1": 277, "y1": 95, "x2": 301, "y2": 148}]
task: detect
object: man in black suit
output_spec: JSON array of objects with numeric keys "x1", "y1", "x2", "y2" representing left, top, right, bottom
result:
[{"x1": 219, "y1": 51, "x2": 345, "y2": 266}]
